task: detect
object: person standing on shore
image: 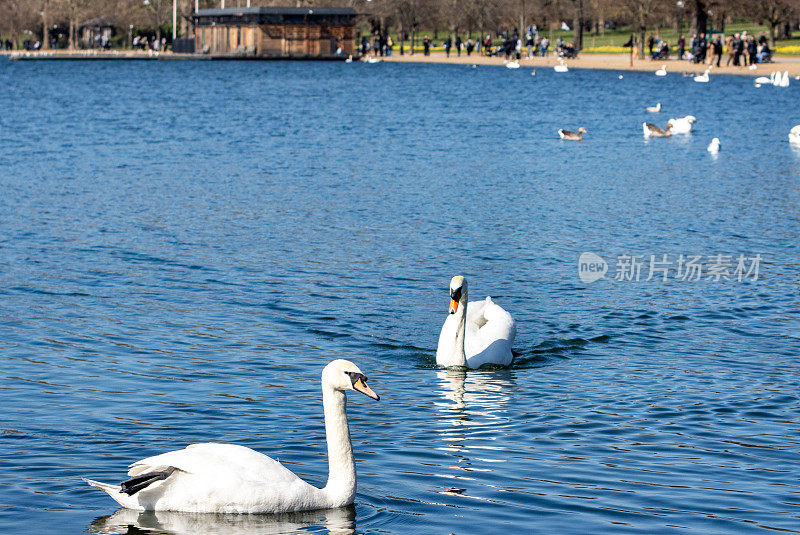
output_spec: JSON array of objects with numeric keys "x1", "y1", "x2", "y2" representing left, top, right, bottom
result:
[
  {"x1": 541, "y1": 36, "x2": 549, "y2": 57},
  {"x1": 484, "y1": 35, "x2": 491, "y2": 56},
  {"x1": 678, "y1": 35, "x2": 685, "y2": 60},
  {"x1": 733, "y1": 33, "x2": 744, "y2": 67},
  {"x1": 711, "y1": 36, "x2": 722, "y2": 67},
  {"x1": 423, "y1": 35, "x2": 430, "y2": 56},
  {"x1": 747, "y1": 36, "x2": 757, "y2": 66},
  {"x1": 444, "y1": 36, "x2": 452, "y2": 57},
  {"x1": 725, "y1": 34, "x2": 735, "y2": 66},
  {"x1": 455, "y1": 35, "x2": 462, "y2": 56},
  {"x1": 525, "y1": 31, "x2": 533, "y2": 58},
  {"x1": 698, "y1": 33, "x2": 707, "y2": 63},
  {"x1": 466, "y1": 38, "x2": 474, "y2": 56}
]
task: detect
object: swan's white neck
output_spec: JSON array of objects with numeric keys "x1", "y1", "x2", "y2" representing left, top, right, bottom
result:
[
  {"x1": 449, "y1": 295, "x2": 468, "y2": 367},
  {"x1": 321, "y1": 387, "x2": 355, "y2": 506}
]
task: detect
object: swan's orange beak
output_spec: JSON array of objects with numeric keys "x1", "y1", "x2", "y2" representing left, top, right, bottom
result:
[
  {"x1": 449, "y1": 298, "x2": 459, "y2": 314},
  {"x1": 353, "y1": 377, "x2": 379, "y2": 401},
  {"x1": 449, "y1": 286, "x2": 462, "y2": 314}
]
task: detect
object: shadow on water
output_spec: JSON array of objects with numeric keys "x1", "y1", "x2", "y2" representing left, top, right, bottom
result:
[{"x1": 88, "y1": 505, "x2": 356, "y2": 535}]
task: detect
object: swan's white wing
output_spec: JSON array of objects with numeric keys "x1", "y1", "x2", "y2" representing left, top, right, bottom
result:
[
  {"x1": 91, "y1": 443, "x2": 323, "y2": 513},
  {"x1": 465, "y1": 297, "x2": 516, "y2": 368}
]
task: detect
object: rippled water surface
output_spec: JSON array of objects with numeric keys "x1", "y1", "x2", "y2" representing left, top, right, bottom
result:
[{"x1": 1, "y1": 58, "x2": 799, "y2": 534}]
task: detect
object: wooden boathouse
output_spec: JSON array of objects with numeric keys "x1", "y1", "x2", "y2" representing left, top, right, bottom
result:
[{"x1": 193, "y1": 6, "x2": 356, "y2": 59}]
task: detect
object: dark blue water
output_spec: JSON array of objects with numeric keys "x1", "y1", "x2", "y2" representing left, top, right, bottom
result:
[{"x1": 1, "y1": 58, "x2": 799, "y2": 534}]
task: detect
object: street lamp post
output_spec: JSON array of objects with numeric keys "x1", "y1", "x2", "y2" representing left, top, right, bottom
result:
[{"x1": 676, "y1": 0, "x2": 684, "y2": 38}]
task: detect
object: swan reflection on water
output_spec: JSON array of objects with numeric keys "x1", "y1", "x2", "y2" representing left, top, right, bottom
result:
[
  {"x1": 434, "y1": 368, "x2": 516, "y2": 497},
  {"x1": 88, "y1": 505, "x2": 356, "y2": 535}
]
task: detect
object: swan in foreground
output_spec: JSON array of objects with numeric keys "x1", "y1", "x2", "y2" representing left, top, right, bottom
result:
[
  {"x1": 84, "y1": 360, "x2": 379, "y2": 513},
  {"x1": 554, "y1": 60, "x2": 568, "y2": 72},
  {"x1": 655, "y1": 65, "x2": 667, "y2": 76},
  {"x1": 643, "y1": 122, "x2": 672, "y2": 138},
  {"x1": 789, "y1": 125, "x2": 800, "y2": 145},
  {"x1": 646, "y1": 102, "x2": 661, "y2": 113},
  {"x1": 694, "y1": 69, "x2": 710, "y2": 83},
  {"x1": 707, "y1": 137, "x2": 720, "y2": 153},
  {"x1": 558, "y1": 127, "x2": 587, "y2": 141},
  {"x1": 436, "y1": 276, "x2": 516, "y2": 368},
  {"x1": 667, "y1": 115, "x2": 696, "y2": 134}
]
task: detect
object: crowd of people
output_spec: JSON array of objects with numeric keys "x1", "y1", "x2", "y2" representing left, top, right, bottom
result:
[
  {"x1": 643, "y1": 31, "x2": 773, "y2": 66},
  {"x1": 132, "y1": 35, "x2": 167, "y2": 51},
  {"x1": 360, "y1": 25, "x2": 577, "y2": 60}
]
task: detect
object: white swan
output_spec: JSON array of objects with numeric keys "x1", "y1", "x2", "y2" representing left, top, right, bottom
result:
[
  {"x1": 436, "y1": 276, "x2": 516, "y2": 368},
  {"x1": 84, "y1": 360, "x2": 379, "y2": 513},
  {"x1": 778, "y1": 70, "x2": 790, "y2": 87},
  {"x1": 667, "y1": 115, "x2": 696, "y2": 134},
  {"x1": 345, "y1": 55, "x2": 353, "y2": 63},
  {"x1": 554, "y1": 59, "x2": 568, "y2": 72},
  {"x1": 506, "y1": 60, "x2": 520, "y2": 69},
  {"x1": 789, "y1": 125, "x2": 800, "y2": 145},
  {"x1": 694, "y1": 69, "x2": 710, "y2": 83},
  {"x1": 646, "y1": 102, "x2": 661, "y2": 113},
  {"x1": 655, "y1": 64, "x2": 667, "y2": 76},
  {"x1": 754, "y1": 75, "x2": 771, "y2": 85},
  {"x1": 707, "y1": 137, "x2": 720, "y2": 153}
]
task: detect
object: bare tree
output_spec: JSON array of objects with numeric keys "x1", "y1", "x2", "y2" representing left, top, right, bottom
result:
[{"x1": 747, "y1": 0, "x2": 799, "y2": 47}]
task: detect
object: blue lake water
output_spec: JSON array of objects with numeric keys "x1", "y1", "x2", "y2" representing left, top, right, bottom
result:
[{"x1": 1, "y1": 57, "x2": 799, "y2": 534}]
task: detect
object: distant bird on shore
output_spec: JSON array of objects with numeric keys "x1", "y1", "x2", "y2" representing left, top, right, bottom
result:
[
  {"x1": 643, "y1": 122, "x2": 672, "y2": 138},
  {"x1": 558, "y1": 127, "x2": 587, "y2": 141},
  {"x1": 707, "y1": 138, "x2": 720, "y2": 153},
  {"x1": 655, "y1": 65, "x2": 667, "y2": 76},
  {"x1": 646, "y1": 102, "x2": 661, "y2": 113}
]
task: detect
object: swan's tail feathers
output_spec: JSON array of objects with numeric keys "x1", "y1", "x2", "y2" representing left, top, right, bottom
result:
[
  {"x1": 120, "y1": 467, "x2": 176, "y2": 496},
  {"x1": 83, "y1": 478, "x2": 141, "y2": 509}
]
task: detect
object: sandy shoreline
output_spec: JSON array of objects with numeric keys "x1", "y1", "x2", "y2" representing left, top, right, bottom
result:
[
  {"x1": 382, "y1": 52, "x2": 800, "y2": 77},
  {"x1": 3, "y1": 48, "x2": 800, "y2": 76}
]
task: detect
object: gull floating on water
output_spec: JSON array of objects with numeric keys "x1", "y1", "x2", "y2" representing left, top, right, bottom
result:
[
  {"x1": 646, "y1": 102, "x2": 661, "y2": 113},
  {"x1": 707, "y1": 138, "x2": 720, "y2": 153},
  {"x1": 558, "y1": 127, "x2": 587, "y2": 141},
  {"x1": 643, "y1": 122, "x2": 672, "y2": 138}
]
